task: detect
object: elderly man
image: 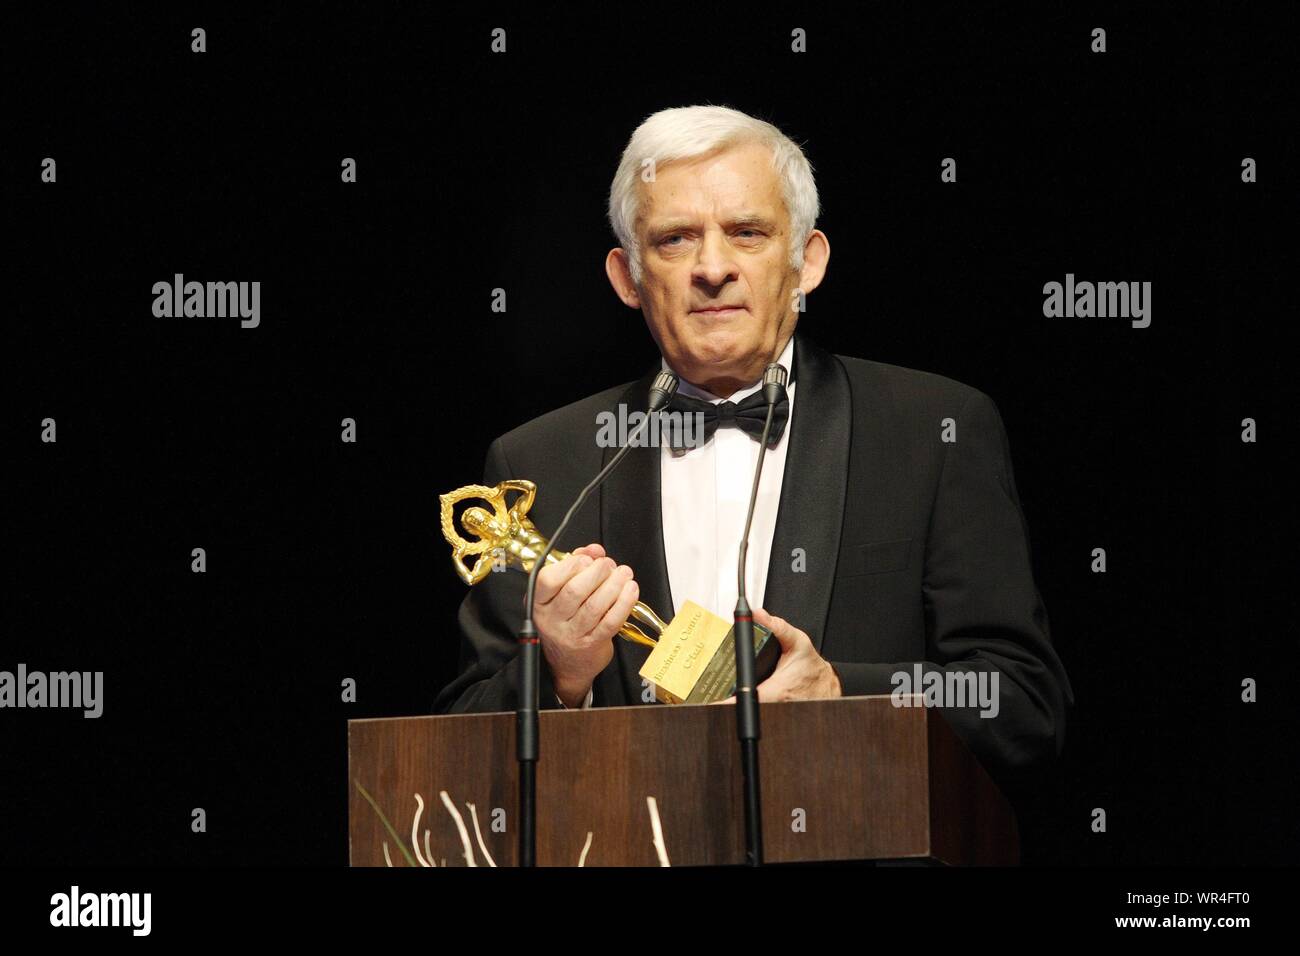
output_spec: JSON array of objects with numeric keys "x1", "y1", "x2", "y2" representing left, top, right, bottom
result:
[{"x1": 434, "y1": 105, "x2": 1073, "y2": 779}]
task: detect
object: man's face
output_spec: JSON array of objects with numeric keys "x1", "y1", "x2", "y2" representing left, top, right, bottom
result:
[{"x1": 607, "y1": 140, "x2": 828, "y2": 396}]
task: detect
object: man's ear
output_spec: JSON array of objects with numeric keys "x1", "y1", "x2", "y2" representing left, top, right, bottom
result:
[
  {"x1": 605, "y1": 247, "x2": 642, "y2": 309},
  {"x1": 797, "y1": 230, "x2": 831, "y2": 297}
]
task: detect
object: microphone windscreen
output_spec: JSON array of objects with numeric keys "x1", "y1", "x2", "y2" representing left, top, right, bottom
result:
[
  {"x1": 762, "y1": 363, "x2": 788, "y2": 404},
  {"x1": 763, "y1": 363, "x2": 789, "y2": 389},
  {"x1": 649, "y1": 370, "x2": 679, "y2": 411}
]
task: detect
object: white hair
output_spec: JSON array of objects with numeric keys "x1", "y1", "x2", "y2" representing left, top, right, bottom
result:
[{"x1": 607, "y1": 105, "x2": 821, "y2": 287}]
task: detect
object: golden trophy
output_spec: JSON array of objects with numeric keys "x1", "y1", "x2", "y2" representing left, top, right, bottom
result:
[{"x1": 439, "y1": 479, "x2": 780, "y2": 703}]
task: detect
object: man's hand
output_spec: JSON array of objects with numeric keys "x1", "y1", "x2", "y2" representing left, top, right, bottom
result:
[
  {"x1": 533, "y1": 543, "x2": 639, "y2": 708},
  {"x1": 711, "y1": 607, "x2": 842, "y2": 704}
]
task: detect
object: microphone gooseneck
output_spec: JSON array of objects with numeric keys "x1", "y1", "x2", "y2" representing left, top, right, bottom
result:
[
  {"x1": 515, "y1": 370, "x2": 678, "y2": 867},
  {"x1": 733, "y1": 359, "x2": 789, "y2": 868},
  {"x1": 522, "y1": 370, "x2": 678, "y2": 627},
  {"x1": 737, "y1": 362, "x2": 790, "y2": 597}
]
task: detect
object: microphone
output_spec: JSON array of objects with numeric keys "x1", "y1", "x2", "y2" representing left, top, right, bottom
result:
[
  {"x1": 761, "y1": 362, "x2": 788, "y2": 406},
  {"x1": 732, "y1": 359, "x2": 789, "y2": 867},
  {"x1": 515, "y1": 369, "x2": 679, "y2": 866}
]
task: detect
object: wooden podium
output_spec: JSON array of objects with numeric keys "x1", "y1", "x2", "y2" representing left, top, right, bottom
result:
[{"x1": 348, "y1": 695, "x2": 1018, "y2": 866}]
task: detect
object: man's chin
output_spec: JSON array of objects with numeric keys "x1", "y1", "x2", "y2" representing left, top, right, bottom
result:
[
  {"x1": 685, "y1": 323, "x2": 749, "y2": 353},
  {"x1": 674, "y1": 347, "x2": 760, "y2": 391}
]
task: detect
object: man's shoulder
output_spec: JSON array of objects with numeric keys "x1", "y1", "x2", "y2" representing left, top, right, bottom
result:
[
  {"x1": 834, "y1": 352, "x2": 993, "y2": 415},
  {"x1": 490, "y1": 379, "x2": 639, "y2": 468}
]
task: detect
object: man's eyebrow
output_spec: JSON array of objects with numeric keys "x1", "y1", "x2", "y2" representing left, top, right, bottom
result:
[
  {"x1": 727, "y1": 214, "x2": 778, "y2": 231},
  {"x1": 646, "y1": 219, "x2": 691, "y2": 236},
  {"x1": 647, "y1": 214, "x2": 779, "y2": 236}
]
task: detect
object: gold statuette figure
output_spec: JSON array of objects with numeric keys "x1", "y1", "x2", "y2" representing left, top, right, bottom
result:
[
  {"x1": 439, "y1": 480, "x2": 667, "y2": 648},
  {"x1": 439, "y1": 478, "x2": 782, "y2": 704}
]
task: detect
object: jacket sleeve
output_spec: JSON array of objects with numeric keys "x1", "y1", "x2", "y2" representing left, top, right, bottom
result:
[
  {"x1": 827, "y1": 389, "x2": 1074, "y2": 778},
  {"x1": 432, "y1": 437, "x2": 567, "y2": 715}
]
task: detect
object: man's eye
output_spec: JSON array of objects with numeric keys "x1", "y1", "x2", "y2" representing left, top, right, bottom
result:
[{"x1": 658, "y1": 231, "x2": 760, "y2": 246}]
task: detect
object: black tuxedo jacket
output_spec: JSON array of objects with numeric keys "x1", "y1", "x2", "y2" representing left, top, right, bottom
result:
[{"x1": 433, "y1": 332, "x2": 1074, "y2": 779}]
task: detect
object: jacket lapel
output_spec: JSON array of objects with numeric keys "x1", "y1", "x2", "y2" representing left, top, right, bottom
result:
[{"x1": 760, "y1": 333, "x2": 852, "y2": 654}]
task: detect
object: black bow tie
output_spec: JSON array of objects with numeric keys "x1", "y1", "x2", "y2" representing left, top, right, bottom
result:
[{"x1": 663, "y1": 388, "x2": 790, "y2": 450}]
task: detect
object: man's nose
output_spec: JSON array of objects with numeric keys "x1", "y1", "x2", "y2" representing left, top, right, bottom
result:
[{"x1": 691, "y1": 229, "x2": 739, "y2": 287}]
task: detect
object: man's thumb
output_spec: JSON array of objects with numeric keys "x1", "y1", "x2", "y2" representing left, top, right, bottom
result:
[{"x1": 754, "y1": 608, "x2": 791, "y2": 646}]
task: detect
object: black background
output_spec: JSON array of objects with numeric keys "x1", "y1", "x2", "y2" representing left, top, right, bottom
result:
[{"x1": 5, "y1": 3, "x2": 1295, "y2": 867}]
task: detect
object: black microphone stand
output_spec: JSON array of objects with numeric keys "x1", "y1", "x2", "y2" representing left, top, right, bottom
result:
[
  {"x1": 732, "y1": 362, "x2": 788, "y2": 867},
  {"x1": 515, "y1": 371, "x2": 678, "y2": 866}
]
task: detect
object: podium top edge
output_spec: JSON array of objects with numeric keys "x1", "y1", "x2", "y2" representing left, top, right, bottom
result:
[{"x1": 345, "y1": 694, "x2": 900, "y2": 727}]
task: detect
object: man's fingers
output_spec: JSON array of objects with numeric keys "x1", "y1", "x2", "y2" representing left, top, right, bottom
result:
[
  {"x1": 553, "y1": 556, "x2": 618, "y2": 620},
  {"x1": 537, "y1": 545, "x2": 613, "y2": 602},
  {"x1": 573, "y1": 564, "x2": 633, "y2": 637},
  {"x1": 597, "y1": 576, "x2": 639, "y2": 640},
  {"x1": 537, "y1": 544, "x2": 612, "y2": 604},
  {"x1": 535, "y1": 553, "x2": 594, "y2": 606},
  {"x1": 539, "y1": 554, "x2": 609, "y2": 616}
]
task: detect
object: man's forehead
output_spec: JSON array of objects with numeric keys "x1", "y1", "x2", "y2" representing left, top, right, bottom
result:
[{"x1": 639, "y1": 177, "x2": 785, "y2": 232}]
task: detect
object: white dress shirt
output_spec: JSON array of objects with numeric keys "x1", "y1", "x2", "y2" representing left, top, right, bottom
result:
[{"x1": 557, "y1": 334, "x2": 795, "y2": 710}]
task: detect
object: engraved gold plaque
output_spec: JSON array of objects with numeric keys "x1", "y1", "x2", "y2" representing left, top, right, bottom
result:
[{"x1": 637, "y1": 600, "x2": 778, "y2": 705}]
